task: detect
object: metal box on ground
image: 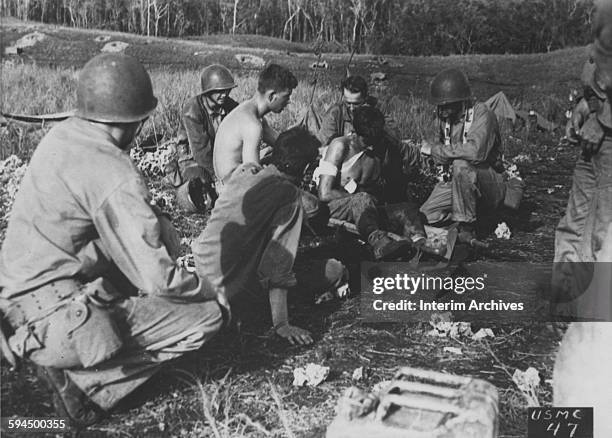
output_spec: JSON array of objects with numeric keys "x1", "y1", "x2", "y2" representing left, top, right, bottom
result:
[{"x1": 326, "y1": 367, "x2": 498, "y2": 438}]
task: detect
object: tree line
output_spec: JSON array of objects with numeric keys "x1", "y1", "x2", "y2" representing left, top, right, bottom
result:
[{"x1": 1, "y1": 0, "x2": 594, "y2": 55}]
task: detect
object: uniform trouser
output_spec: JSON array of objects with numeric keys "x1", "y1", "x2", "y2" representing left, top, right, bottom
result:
[
  {"x1": 551, "y1": 141, "x2": 612, "y2": 320},
  {"x1": 17, "y1": 291, "x2": 222, "y2": 411},
  {"x1": 327, "y1": 193, "x2": 426, "y2": 241},
  {"x1": 419, "y1": 159, "x2": 506, "y2": 224},
  {"x1": 327, "y1": 193, "x2": 380, "y2": 239}
]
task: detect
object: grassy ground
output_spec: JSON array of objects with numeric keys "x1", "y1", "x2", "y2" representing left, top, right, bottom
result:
[{"x1": 0, "y1": 19, "x2": 580, "y2": 438}]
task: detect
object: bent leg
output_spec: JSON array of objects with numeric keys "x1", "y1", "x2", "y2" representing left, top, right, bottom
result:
[
  {"x1": 420, "y1": 181, "x2": 453, "y2": 224},
  {"x1": 449, "y1": 159, "x2": 478, "y2": 223},
  {"x1": 328, "y1": 193, "x2": 380, "y2": 239},
  {"x1": 66, "y1": 297, "x2": 222, "y2": 410}
]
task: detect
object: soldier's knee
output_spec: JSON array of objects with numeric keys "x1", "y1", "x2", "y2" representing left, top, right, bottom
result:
[
  {"x1": 181, "y1": 302, "x2": 224, "y2": 351},
  {"x1": 452, "y1": 160, "x2": 476, "y2": 185}
]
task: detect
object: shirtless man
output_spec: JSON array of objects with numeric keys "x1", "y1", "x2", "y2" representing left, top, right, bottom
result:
[
  {"x1": 213, "y1": 64, "x2": 297, "y2": 186},
  {"x1": 315, "y1": 106, "x2": 425, "y2": 260}
]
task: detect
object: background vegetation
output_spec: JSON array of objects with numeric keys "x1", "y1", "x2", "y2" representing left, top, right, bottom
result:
[
  {"x1": 0, "y1": 18, "x2": 581, "y2": 438},
  {"x1": 1, "y1": 0, "x2": 595, "y2": 55}
]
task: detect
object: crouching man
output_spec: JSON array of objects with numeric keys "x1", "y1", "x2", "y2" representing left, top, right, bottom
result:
[
  {"x1": 169, "y1": 64, "x2": 239, "y2": 213},
  {"x1": 419, "y1": 68, "x2": 506, "y2": 239},
  {"x1": 0, "y1": 54, "x2": 223, "y2": 427},
  {"x1": 315, "y1": 106, "x2": 426, "y2": 260},
  {"x1": 193, "y1": 127, "x2": 347, "y2": 346}
]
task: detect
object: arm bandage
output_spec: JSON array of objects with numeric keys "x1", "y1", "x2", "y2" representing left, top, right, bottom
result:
[{"x1": 315, "y1": 160, "x2": 339, "y2": 176}]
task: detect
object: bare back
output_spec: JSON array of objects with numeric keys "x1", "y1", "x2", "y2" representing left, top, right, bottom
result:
[{"x1": 213, "y1": 100, "x2": 263, "y2": 182}]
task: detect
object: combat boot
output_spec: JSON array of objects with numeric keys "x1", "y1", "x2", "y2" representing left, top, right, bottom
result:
[
  {"x1": 36, "y1": 365, "x2": 104, "y2": 429},
  {"x1": 368, "y1": 230, "x2": 410, "y2": 260}
]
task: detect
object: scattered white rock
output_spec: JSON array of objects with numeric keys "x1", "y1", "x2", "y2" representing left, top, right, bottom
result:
[
  {"x1": 94, "y1": 35, "x2": 112, "y2": 43},
  {"x1": 512, "y1": 153, "x2": 531, "y2": 164},
  {"x1": 495, "y1": 222, "x2": 511, "y2": 240},
  {"x1": 472, "y1": 328, "x2": 495, "y2": 340},
  {"x1": 235, "y1": 53, "x2": 265, "y2": 68},
  {"x1": 14, "y1": 31, "x2": 46, "y2": 48},
  {"x1": 443, "y1": 346, "x2": 463, "y2": 355},
  {"x1": 310, "y1": 60, "x2": 329, "y2": 70},
  {"x1": 102, "y1": 41, "x2": 129, "y2": 53},
  {"x1": 293, "y1": 363, "x2": 330, "y2": 387}
]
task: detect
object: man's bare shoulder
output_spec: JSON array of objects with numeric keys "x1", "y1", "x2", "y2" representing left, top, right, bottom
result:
[{"x1": 323, "y1": 137, "x2": 349, "y2": 164}]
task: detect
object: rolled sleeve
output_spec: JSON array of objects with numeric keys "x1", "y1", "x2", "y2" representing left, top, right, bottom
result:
[{"x1": 94, "y1": 177, "x2": 213, "y2": 300}]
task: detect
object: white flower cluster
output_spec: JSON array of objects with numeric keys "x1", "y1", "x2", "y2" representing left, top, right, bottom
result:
[
  {"x1": 0, "y1": 155, "x2": 28, "y2": 222},
  {"x1": 130, "y1": 140, "x2": 177, "y2": 178},
  {"x1": 495, "y1": 222, "x2": 512, "y2": 239}
]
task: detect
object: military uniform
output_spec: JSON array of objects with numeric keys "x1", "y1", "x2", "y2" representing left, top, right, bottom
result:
[
  {"x1": 419, "y1": 102, "x2": 506, "y2": 224},
  {"x1": 193, "y1": 163, "x2": 345, "y2": 310},
  {"x1": 176, "y1": 95, "x2": 239, "y2": 180},
  {"x1": 0, "y1": 117, "x2": 223, "y2": 410},
  {"x1": 551, "y1": 62, "x2": 612, "y2": 320}
]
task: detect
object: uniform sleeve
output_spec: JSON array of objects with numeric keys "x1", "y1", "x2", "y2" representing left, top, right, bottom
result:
[
  {"x1": 431, "y1": 106, "x2": 499, "y2": 164},
  {"x1": 317, "y1": 104, "x2": 342, "y2": 146},
  {"x1": 181, "y1": 98, "x2": 214, "y2": 174},
  {"x1": 93, "y1": 177, "x2": 215, "y2": 301}
]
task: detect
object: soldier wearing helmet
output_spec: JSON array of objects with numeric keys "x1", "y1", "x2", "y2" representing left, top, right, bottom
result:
[
  {"x1": 551, "y1": 0, "x2": 612, "y2": 321},
  {"x1": 0, "y1": 54, "x2": 223, "y2": 427},
  {"x1": 552, "y1": 2, "x2": 612, "y2": 434},
  {"x1": 419, "y1": 68, "x2": 506, "y2": 239},
  {"x1": 171, "y1": 64, "x2": 239, "y2": 213}
]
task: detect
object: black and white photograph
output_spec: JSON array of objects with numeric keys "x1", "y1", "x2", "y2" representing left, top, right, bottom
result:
[{"x1": 0, "y1": 0, "x2": 611, "y2": 436}]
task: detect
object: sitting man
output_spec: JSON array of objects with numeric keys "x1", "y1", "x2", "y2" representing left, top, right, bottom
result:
[
  {"x1": 213, "y1": 63, "x2": 295, "y2": 189},
  {"x1": 168, "y1": 64, "x2": 239, "y2": 213},
  {"x1": 0, "y1": 54, "x2": 223, "y2": 427},
  {"x1": 193, "y1": 127, "x2": 347, "y2": 346},
  {"x1": 315, "y1": 105, "x2": 426, "y2": 260},
  {"x1": 317, "y1": 75, "x2": 408, "y2": 202},
  {"x1": 317, "y1": 75, "x2": 375, "y2": 146},
  {"x1": 419, "y1": 68, "x2": 506, "y2": 239}
]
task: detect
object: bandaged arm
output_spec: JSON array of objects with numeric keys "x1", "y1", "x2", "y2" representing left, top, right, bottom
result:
[{"x1": 317, "y1": 140, "x2": 354, "y2": 202}]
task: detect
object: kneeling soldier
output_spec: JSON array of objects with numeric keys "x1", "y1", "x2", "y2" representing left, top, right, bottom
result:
[{"x1": 0, "y1": 54, "x2": 223, "y2": 427}]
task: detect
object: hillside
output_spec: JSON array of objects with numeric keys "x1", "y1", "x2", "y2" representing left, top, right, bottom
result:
[{"x1": 1, "y1": 18, "x2": 589, "y2": 108}]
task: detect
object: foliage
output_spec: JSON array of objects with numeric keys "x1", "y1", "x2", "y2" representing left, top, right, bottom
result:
[{"x1": 2, "y1": 0, "x2": 594, "y2": 55}]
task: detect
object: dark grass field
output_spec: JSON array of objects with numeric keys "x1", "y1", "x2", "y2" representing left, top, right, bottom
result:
[{"x1": 0, "y1": 17, "x2": 583, "y2": 437}]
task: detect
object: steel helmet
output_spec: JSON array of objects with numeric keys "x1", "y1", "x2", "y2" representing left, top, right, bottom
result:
[
  {"x1": 201, "y1": 64, "x2": 236, "y2": 94},
  {"x1": 430, "y1": 68, "x2": 472, "y2": 106},
  {"x1": 76, "y1": 53, "x2": 157, "y2": 123}
]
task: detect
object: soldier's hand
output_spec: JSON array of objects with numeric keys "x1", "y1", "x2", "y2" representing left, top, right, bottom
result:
[{"x1": 275, "y1": 323, "x2": 314, "y2": 345}]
